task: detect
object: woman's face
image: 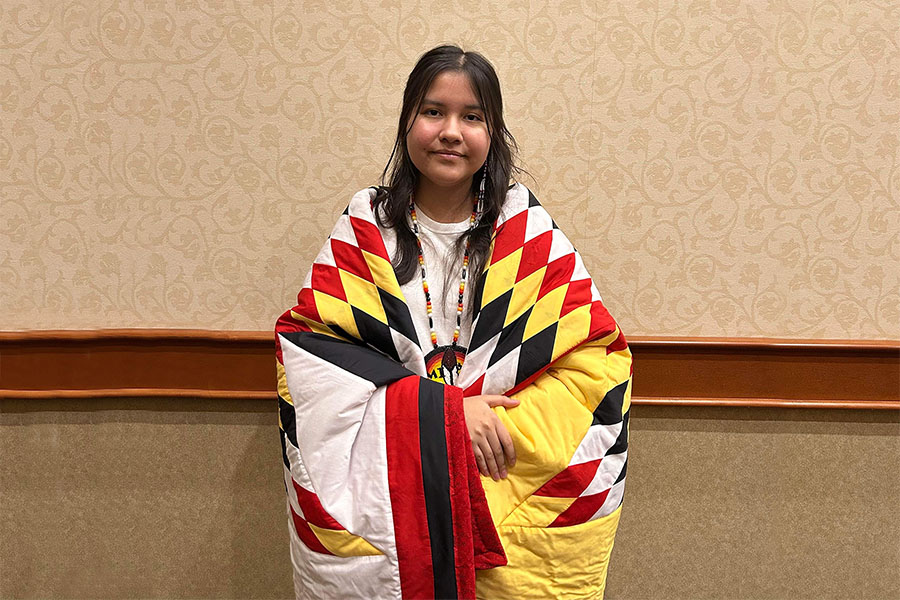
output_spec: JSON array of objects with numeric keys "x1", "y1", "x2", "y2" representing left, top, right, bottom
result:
[{"x1": 406, "y1": 71, "x2": 491, "y2": 195}]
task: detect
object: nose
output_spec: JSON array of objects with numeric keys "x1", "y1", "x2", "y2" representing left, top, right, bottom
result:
[{"x1": 440, "y1": 116, "x2": 462, "y2": 143}]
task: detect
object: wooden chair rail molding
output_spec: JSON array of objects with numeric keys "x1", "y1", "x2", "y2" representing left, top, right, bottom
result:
[{"x1": 0, "y1": 329, "x2": 898, "y2": 409}]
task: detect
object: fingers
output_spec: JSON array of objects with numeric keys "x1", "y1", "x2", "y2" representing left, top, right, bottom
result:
[
  {"x1": 481, "y1": 396, "x2": 517, "y2": 474},
  {"x1": 480, "y1": 433, "x2": 502, "y2": 480},
  {"x1": 477, "y1": 417, "x2": 516, "y2": 480},
  {"x1": 462, "y1": 395, "x2": 518, "y2": 480},
  {"x1": 472, "y1": 447, "x2": 490, "y2": 478},
  {"x1": 483, "y1": 395, "x2": 520, "y2": 409},
  {"x1": 485, "y1": 426, "x2": 507, "y2": 479},
  {"x1": 497, "y1": 418, "x2": 517, "y2": 468}
]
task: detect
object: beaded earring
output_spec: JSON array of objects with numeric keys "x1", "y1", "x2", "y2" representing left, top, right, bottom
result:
[{"x1": 475, "y1": 158, "x2": 488, "y2": 226}]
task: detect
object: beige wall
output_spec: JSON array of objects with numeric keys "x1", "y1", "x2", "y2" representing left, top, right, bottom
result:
[
  {"x1": 2, "y1": 401, "x2": 897, "y2": 598},
  {"x1": 0, "y1": 1, "x2": 897, "y2": 338}
]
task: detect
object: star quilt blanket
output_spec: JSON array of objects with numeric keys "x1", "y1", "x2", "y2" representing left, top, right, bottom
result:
[{"x1": 275, "y1": 183, "x2": 633, "y2": 599}]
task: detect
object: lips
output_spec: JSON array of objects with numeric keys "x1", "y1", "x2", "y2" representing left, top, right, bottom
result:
[{"x1": 432, "y1": 150, "x2": 463, "y2": 158}]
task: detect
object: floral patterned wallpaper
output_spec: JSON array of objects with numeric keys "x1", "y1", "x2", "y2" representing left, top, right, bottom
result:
[{"x1": 1, "y1": 0, "x2": 897, "y2": 338}]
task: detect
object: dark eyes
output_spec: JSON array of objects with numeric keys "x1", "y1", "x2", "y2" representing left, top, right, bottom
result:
[{"x1": 422, "y1": 108, "x2": 483, "y2": 122}]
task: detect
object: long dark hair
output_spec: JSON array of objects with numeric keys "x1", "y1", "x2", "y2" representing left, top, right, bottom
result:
[{"x1": 374, "y1": 45, "x2": 521, "y2": 286}]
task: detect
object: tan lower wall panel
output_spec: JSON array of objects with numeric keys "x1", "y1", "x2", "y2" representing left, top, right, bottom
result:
[
  {"x1": 2, "y1": 400, "x2": 898, "y2": 599},
  {"x1": 607, "y1": 405, "x2": 900, "y2": 600},
  {"x1": 0, "y1": 398, "x2": 293, "y2": 599}
]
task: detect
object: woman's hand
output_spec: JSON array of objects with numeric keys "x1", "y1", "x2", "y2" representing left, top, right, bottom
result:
[{"x1": 463, "y1": 395, "x2": 519, "y2": 480}]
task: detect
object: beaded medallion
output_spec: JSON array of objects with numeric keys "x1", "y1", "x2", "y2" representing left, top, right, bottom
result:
[{"x1": 424, "y1": 344, "x2": 467, "y2": 385}]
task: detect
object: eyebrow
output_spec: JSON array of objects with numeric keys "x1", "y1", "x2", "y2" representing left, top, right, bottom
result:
[{"x1": 421, "y1": 98, "x2": 484, "y2": 111}]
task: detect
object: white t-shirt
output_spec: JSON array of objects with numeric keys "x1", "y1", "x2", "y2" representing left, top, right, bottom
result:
[{"x1": 399, "y1": 206, "x2": 475, "y2": 353}]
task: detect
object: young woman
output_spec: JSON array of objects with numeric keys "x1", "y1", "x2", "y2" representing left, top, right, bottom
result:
[{"x1": 275, "y1": 45, "x2": 632, "y2": 599}]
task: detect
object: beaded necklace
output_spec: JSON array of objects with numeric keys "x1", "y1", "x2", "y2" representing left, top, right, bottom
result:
[{"x1": 409, "y1": 199, "x2": 477, "y2": 385}]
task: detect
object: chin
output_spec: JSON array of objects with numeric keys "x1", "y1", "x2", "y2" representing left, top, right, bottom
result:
[
  {"x1": 419, "y1": 168, "x2": 470, "y2": 186},
  {"x1": 430, "y1": 177, "x2": 474, "y2": 189}
]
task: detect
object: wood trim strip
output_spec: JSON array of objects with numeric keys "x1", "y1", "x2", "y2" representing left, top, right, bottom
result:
[
  {"x1": 2, "y1": 329, "x2": 895, "y2": 348},
  {"x1": 0, "y1": 329, "x2": 270, "y2": 342},
  {"x1": 1, "y1": 329, "x2": 897, "y2": 408},
  {"x1": 1, "y1": 389, "x2": 276, "y2": 401},
  {"x1": 632, "y1": 397, "x2": 900, "y2": 410},
  {"x1": 5, "y1": 392, "x2": 895, "y2": 410}
]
